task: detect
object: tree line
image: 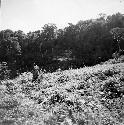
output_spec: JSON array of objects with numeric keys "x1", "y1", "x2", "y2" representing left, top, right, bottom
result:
[{"x1": 0, "y1": 13, "x2": 124, "y2": 77}]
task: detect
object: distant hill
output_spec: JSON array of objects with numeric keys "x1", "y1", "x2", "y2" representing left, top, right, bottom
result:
[{"x1": 0, "y1": 56, "x2": 124, "y2": 125}]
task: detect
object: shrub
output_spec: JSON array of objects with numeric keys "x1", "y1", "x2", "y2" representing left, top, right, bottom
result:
[
  {"x1": 101, "y1": 80, "x2": 124, "y2": 99},
  {"x1": 0, "y1": 62, "x2": 10, "y2": 80}
]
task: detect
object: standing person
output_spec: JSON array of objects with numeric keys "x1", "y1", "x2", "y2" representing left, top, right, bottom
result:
[{"x1": 32, "y1": 63, "x2": 40, "y2": 82}]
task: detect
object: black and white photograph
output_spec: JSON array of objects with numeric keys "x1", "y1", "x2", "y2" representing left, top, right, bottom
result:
[{"x1": 0, "y1": 0, "x2": 124, "y2": 124}]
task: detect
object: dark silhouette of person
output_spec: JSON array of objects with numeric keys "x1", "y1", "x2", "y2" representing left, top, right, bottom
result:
[{"x1": 32, "y1": 63, "x2": 40, "y2": 82}]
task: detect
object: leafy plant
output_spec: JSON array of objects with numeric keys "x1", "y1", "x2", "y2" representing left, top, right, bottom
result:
[{"x1": 0, "y1": 62, "x2": 10, "y2": 80}]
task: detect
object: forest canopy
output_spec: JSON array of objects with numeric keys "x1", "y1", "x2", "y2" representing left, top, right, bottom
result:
[{"x1": 0, "y1": 13, "x2": 124, "y2": 75}]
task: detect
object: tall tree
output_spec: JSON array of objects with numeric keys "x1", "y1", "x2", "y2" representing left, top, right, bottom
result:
[{"x1": 110, "y1": 27, "x2": 124, "y2": 51}]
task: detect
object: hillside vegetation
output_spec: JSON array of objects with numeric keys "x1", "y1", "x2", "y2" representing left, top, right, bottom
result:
[
  {"x1": 0, "y1": 56, "x2": 124, "y2": 125},
  {"x1": 0, "y1": 13, "x2": 124, "y2": 73}
]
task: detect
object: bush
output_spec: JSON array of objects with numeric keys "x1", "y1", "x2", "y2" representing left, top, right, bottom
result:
[{"x1": 0, "y1": 62, "x2": 10, "y2": 80}]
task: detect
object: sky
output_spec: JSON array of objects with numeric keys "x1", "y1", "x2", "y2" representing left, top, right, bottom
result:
[{"x1": 1, "y1": 0, "x2": 124, "y2": 33}]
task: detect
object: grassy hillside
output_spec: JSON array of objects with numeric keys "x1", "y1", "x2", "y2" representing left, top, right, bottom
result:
[{"x1": 0, "y1": 56, "x2": 124, "y2": 125}]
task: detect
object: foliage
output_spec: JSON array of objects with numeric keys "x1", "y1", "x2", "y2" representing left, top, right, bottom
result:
[
  {"x1": 110, "y1": 27, "x2": 124, "y2": 51},
  {"x1": 0, "y1": 56, "x2": 124, "y2": 124},
  {"x1": 0, "y1": 62, "x2": 10, "y2": 80},
  {"x1": 0, "y1": 13, "x2": 124, "y2": 74}
]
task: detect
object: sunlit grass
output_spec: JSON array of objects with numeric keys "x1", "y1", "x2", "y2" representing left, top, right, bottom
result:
[{"x1": 0, "y1": 56, "x2": 124, "y2": 125}]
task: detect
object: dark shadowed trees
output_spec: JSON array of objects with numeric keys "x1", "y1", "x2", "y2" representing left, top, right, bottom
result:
[
  {"x1": 110, "y1": 27, "x2": 124, "y2": 51},
  {"x1": 0, "y1": 13, "x2": 124, "y2": 74}
]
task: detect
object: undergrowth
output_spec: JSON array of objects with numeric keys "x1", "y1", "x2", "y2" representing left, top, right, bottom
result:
[{"x1": 0, "y1": 56, "x2": 124, "y2": 125}]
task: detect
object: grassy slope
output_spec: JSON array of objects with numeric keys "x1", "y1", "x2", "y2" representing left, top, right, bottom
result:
[{"x1": 0, "y1": 56, "x2": 124, "y2": 125}]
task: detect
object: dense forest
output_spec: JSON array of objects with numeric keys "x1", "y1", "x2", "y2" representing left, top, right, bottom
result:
[{"x1": 0, "y1": 13, "x2": 124, "y2": 77}]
